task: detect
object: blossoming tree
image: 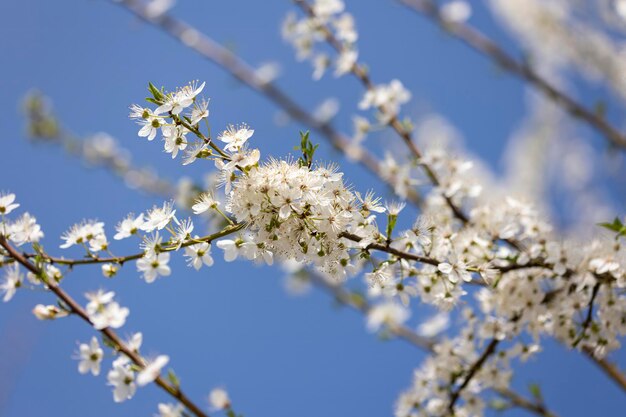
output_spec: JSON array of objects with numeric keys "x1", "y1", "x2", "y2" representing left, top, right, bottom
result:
[{"x1": 2, "y1": 0, "x2": 626, "y2": 416}]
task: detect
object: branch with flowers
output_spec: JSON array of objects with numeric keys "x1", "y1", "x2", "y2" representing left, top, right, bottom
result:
[
  {"x1": 4, "y1": 72, "x2": 626, "y2": 417},
  {"x1": 397, "y1": 0, "x2": 626, "y2": 151},
  {"x1": 4, "y1": 1, "x2": 626, "y2": 417}
]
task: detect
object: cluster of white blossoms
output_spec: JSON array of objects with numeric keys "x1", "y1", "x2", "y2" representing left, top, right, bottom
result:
[
  {"x1": 0, "y1": 197, "x2": 178, "y2": 407},
  {"x1": 358, "y1": 79, "x2": 412, "y2": 123},
  {"x1": 3, "y1": 73, "x2": 626, "y2": 417},
  {"x1": 129, "y1": 81, "x2": 210, "y2": 164},
  {"x1": 489, "y1": 0, "x2": 626, "y2": 101},
  {"x1": 75, "y1": 332, "x2": 171, "y2": 404},
  {"x1": 282, "y1": 0, "x2": 358, "y2": 79},
  {"x1": 224, "y1": 157, "x2": 386, "y2": 278},
  {"x1": 0, "y1": 193, "x2": 43, "y2": 248}
]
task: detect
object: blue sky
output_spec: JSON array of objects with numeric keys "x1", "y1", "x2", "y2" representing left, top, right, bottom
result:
[{"x1": 0, "y1": 1, "x2": 624, "y2": 417}]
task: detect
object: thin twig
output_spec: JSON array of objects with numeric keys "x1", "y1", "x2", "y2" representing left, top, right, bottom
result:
[
  {"x1": 294, "y1": 0, "x2": 469, "y2": 225},
  {"x1": 582, "y1": 347, "x2": 626, "y2": 393},
  {"x1": 399, "y1": 0, "x2": 626, "y2": 150},
  {"x1": 307, "y1": 272, "x2": 558, "y2": 417},
  {"x1": 572, "y1": 282, "x2": 601, "y2": 347},
  {"x1": 448, "y1": 339, "x2": 500, "y2": 413},
  {"x1": 0, "y1": 236, "x2": 210, "y2": 417},
  {"x1": 112, "y1": 0, "x2": 423, "y2": 207},
  {"x1": 496, "y1": 387, "x2": 559, "y2": 417},
  {"x1": 24, "y1": 223, "x2": 244, "y2": 267}
]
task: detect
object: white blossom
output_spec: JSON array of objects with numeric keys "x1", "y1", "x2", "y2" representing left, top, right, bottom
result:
[
  {"x1": 77, "y1": 337, "x2": 103, "y2": 376},
  {"x1": 208, "y1": 388, "x2": 231, "y2": 410},
  {"x1": 136, "y1": 355, "x2": 170, "y2": 386},
  {"x1": 137, "y1": 252, "x2": 171, "y2": 283}
]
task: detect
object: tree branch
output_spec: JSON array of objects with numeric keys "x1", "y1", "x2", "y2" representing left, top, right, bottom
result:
[
  {"x1": 398, "y1": 0, "x2": 626, "y2": 150},
  {"x1": 306, "y1": 272, "x2": 558, "y2": 417},
  {"x1": 24, "y1": 223, "x2": 244, "y2": 267},
  {"x1": 0, "y1": 235, "x2": 210, "y2": 417},
  {"x1": 448, "y1": 339, "x2": 499, "y2": 414},
  {"x1": 111, "y1": 0, "x2": 423, "y2": 207}
]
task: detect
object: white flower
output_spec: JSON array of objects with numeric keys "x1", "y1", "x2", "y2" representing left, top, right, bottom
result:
[
  {"x1": 44, "y1": 265, "x2": 63, "y2": 283},
  {"x1": 137, "y1": 252, "x2": 171, "y2": 283},
  {"x1": 359, "y1": 79, "x2": 411, "y2": 120},
  {"x1": 136, "y1": 355, "x2": 169, "y2": 386},
  {"x1": 141, "y1": 202, "x2": 177, "y2": 232},
  {"x1": 1, "y1": 264, "x2": 22, "y2": 302},
  {"x1": 216, "y1": 239, "x2": 242, "y2": 262},
  {"x1": 127, "y1": 332, "x2": 144, "y2": 354},
  {"x1": 589, "y1": 257, "x2": 620, "y2": 276},
  {"x1": 441, "y1": 0, "x2": 472, "y2": 23},
  {"x1": 192, "y1": 193, "x2": 220, "y2": 214},
  {"x1": 312, "y1": 0, "x2": 344, "y2": 19},
  {"x1": 77, "y1": 337, "x2": 103, "y2": 376},
  {"x1": 85, "y1": 290, "x2": 129, "y2": 329},
  {"x1": 218, "y1": 125, "x2": 254, "y2": 152},
  {"x1": 163, "y1": 125, "x2": 189, "y2": 159},
  {"x1": 208, "y1": 388, "x2": 231, "y2": 410},
  {"x1": 312, "y1": 54, "x2": 330, "y2": 80},
  {"x1": 141, "y1": 232, "x2": 164, "y2": 257},
  {"x1": 157, "y1": 403, "x2": 185, "y2": 417},
  {"x1": 190, "y1": 99, "x2": 209, "y2": 125},
  {"x1": 385, "y1": 200, "x2": 406, "y2": 216},
  {"x1": 108, "y1": 361, "x2": 136, "y2": 402},
  {"x1": 156, "y1": 81, "x2": 205, "y2": 115},
  {"x1": 222, "y1": 148, "x2": 261, "y2": 172},
  {"x1": 182, "y1": 142, "x2": 210, "y2": 165},
  {"x1": 184, "y1": 242, "x2": 214, "y2": 270},
  {"x1": 172, "y1": 217, "x2": 194, "y2": 248},
  {"x1": 0, "y1": 192, "x2": 19, "y2": 215},
  {"x1": 437, "y1": 253, "x2": 472, "y2": 284},
  {"x1": 417, "y1": 313, "x2": 449, "y2": 337},
  {"x1": 333, "y1": 13, "x2": 357, "y2": 43},
  {"x1": 137, "y1": 114, "x2": 164, "y2": 141},
  {"x1": 102, "y1": 263, "x2": 119, "y2": 278},
  {"x1": 33, "y1": 304, "x2": 68, "y2": 320},
  {"x1": 366, "y1": 302, "x2": 410, "y2": 331},
  {"x1": 59, "y1": 220, "x2": 106, "y2": 249},
  {"x1": 335, "y1": 49, "x2": 357, "y2": 77},
  {"x1": 114, "y1": 213, "x2": 145, "y2": 240},
  {"x1": 7, "y1": 212, "x2": 44, "y2": 245},
  {"x1": 88, "y1": 233, "x2": 108, "y2": 253}
]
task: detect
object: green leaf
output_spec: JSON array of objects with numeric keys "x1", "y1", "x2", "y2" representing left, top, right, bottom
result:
[
  {"x1": 167, "y1": 369, "x2": 181, "y2": 389},
  {"x1": 598, "y1": 217, "x2": 626, "y2": 236},
  {"x1": 489, "y1": 398, "x2": 511, "y2": 412},
  {"x1": 295, "y1": 131, "x2": 318, "y2": 168},
  {"x1": 147, "y1": 82, "x2": 165, "y2": 101},
  {"x1": 528, "y1": 383, "x2": 543, "y2": 402},
  {"x1": 101, "y1": 334, "x2": 117, "y2": 350}
]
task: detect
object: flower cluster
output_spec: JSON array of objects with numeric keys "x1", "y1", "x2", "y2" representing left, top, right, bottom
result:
[
  {"x1": 3, "y1": 71, "x2": 626, "y2": 417},
  {"x1": 130, "y1": 81, "x2": 210, "y2": 164},
  {"x1": 0, "y1": 193, "x2": 43, "y2": 248},
  {"x1": 223, "y1": 157, "x2": 385, "y2": 279},
  {"x1": 76, "y1": 332, "x2": 170, "y2": 403},
  {"x1": 283, "y1": 0, "x2": 358, "y2": 79}
]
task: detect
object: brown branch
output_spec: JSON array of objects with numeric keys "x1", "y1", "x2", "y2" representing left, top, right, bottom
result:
[
  {"x1": 307, "y1": 271, "x2": 436, "y2": 351},
  {"x1": 582, "y1": 347, "x2": 626, "y2": 393},
  {"x1": 0, "y1": 236, "x2": 210, "y2": 417},
  {"x1": 294, "y1": 0, "x2": 470, "y2": 225},
  {"x1": 572, "y1": 282, "x2": 601, "y2": 347},
  {"x1": 24, "y1": 223, "x2": 244, "y2": 267},
  {"x1": 448, "y1": 339, "x2": 500, "y2": 414},
  {"x1": 496, "y1": 387, "x2": 559, "y2": 417},
  {"x1": 111, "y1": 0, "x2": 422, "y2": 207},
  {"x1": 399, "y1": 0, "x2": 626, "y2": 150},
  {"x1": 307, "y1": 272, "x2": 558, "y2": 417}
]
